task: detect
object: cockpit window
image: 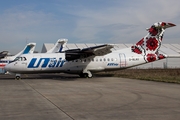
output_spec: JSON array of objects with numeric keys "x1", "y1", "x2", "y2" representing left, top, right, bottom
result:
[
  {"x1": 12, "y1": 57, "x2": 20, "y2": 62},
  {"x1": 18, "y1": 57, "x2": 22, "y2": 61},
  {"x1": 11, "y1": 57, "x2": 27, "y2": 63}
]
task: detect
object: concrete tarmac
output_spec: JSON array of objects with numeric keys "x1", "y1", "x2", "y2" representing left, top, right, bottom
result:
[{"x1": 0, "y1": 73, "x2": 180, "y2": 120}]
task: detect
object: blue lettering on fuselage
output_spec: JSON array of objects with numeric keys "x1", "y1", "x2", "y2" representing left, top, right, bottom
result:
[
  {"x1": 107, "y1": 63, "x2": 119, "y2": 66},
  {"x1": 27, "y1": 58, "x2": 64, "y2": 68}
]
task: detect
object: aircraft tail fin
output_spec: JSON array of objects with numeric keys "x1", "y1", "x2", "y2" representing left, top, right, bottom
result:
[
  {"x1": 0, "y1": 51, "x2": 9, "y2": 59},
  {"x1": 131, "y1": 22, "x2": 176, "y2": 62},
  {"x1": 47, "y1": 39, "x2": 68, "y2": 53},
  {"x1": 14, "y1": 43, "x2": 36, "y2": 57}
]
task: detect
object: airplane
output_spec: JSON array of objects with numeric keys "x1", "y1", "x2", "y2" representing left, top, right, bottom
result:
[
  {"x1": 46, "y1": 39, "x2": 68, "y2": 53},
  {"x1": 4, "y1": 22, "x2": 177, "y2": 79},
  {"x1": 0, "y1": 43, "x2": 36, "y2": 69},
  {"x1": 0, "y1": 51, "x2": 9, "y2": 59},
  {"x1": 1, "y1": 38, "x2": 67, "y2": 69}
]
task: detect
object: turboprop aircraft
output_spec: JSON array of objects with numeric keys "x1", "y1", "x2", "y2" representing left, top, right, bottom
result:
[
  {"x1": 0, "y1": 43, "x2": 36, "y2": 68},
  {"x1": 4, "y1": 22, "x2": 177, "y2": 79}
]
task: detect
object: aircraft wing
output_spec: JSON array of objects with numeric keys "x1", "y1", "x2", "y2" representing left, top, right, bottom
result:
[
  {"x1": 65, "y1": 44, "x2": 114, "y2": 61},
  {"x1": 0, "y1": 51, "x2": 8, "y2": 59}
]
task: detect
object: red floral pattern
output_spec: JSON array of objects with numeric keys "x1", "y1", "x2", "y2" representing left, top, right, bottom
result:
[
  {"x1": 146, "y1": 37, "x2": 158, "y2": 51},
  {"x1": 147, "y1": 54, "x2": 156, "y2": 62},
  {"x1": 161, "y1": 35, "x2": 163, "y2": 41},
  {"x1": 136, "y1": 38, "x2": 144, "y2": 46},
  {"x1": 149, "y1": 26, "x2": 158, "y2": 36},
  {"x1": 161, "y1": 22, "x2": 166, "y2": 26},
  {"x1": 131, "y1": 46, "x2": 142, "y2": 54},
  {"x1": 158, "y1": 54, "x2": 165, "y2": 60}
]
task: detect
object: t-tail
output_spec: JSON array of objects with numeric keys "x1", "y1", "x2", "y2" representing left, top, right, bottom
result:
[
  {"x1": 14, "y1": 43, "x2": 36, "y2": 58},
  {"x1": 131, "y1": 22, "x2": 176, "y2": 62},
  {"x1": 46, "y1": 39, "x2": 68, "y2": 53}
]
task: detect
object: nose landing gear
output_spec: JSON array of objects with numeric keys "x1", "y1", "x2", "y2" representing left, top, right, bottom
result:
[{"x1": 15, "y1": 74, "x2": 21, "y2": 80}]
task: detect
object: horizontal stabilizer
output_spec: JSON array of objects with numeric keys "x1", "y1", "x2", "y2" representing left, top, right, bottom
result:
[
  {"x1": 167, "y1": 55, "x2": 180, "y2": 58},
  {"x1": 146, "y1": 22, "x2": 176, "y2": 31}
]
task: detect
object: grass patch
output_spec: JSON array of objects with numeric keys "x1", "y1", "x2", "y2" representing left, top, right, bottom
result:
[{"x1": 95, "y1": 69, "x2": 180, "y2": 84}]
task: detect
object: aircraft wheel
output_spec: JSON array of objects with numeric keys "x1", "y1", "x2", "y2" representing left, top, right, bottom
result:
[
  {"x1": 79, "y1": 73, "x2": 88, "y2": 78},
  {"x1": 15, "y1": 76, "x2": 21, "y2": 80},
  {"x1": 79, "y1": 72, "x2": 93, "y2": 78},
  {"x1": 79, "y1": 73, "x2": 84, "y2": 78},
  {"x1": 84, "y1": 73, "x2": 88, "y2": 78}
]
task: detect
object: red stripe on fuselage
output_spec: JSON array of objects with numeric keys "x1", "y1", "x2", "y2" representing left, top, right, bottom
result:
[{"x1": 0, "y1": 65, "x2": 6, "y2": 67}]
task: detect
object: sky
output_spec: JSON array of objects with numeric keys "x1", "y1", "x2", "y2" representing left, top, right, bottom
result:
[{"x1": 0, "y1": 0, "x2": 180, "y2": 54}]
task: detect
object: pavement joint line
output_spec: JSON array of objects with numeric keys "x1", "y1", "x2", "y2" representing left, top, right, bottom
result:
[{"x1": 21, "y1": 79, "x2": 75, "y2": 120}]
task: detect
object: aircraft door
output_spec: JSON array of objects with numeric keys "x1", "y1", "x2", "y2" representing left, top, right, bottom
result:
[
  {"x1": 119, "y1": 53, "x2": 126, "y2": 68},
  {"x1": 21, "y1": 57, "x2": 27, "y2": 69}
]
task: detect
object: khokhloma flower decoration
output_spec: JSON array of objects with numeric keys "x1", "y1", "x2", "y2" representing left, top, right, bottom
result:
[
  {"x1": 146, "y1": 37, "x2": 158, "y2": 51},
  {"x1": 146, "y1": 54, "x2": 156, "y2": 62}
]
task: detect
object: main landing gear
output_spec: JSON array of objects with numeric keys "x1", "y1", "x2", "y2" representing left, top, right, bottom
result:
[{"x1": 79, "y1": 71, "x2": 93, "y2": 78}]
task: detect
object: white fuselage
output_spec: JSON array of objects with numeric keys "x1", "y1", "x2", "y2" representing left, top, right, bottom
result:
[{"x1": 4, "y1": 47, "x2": 147, "y2": 75}]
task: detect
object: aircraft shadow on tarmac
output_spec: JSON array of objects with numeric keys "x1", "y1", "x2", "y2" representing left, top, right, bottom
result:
[
  {"x1": 0, "y1": 73, "x2": 114, "y2": 80},
  {"x1": 0, "y1": 73, "x2": 78, "y2": 81}
]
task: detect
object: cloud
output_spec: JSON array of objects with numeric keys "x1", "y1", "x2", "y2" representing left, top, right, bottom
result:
[
  {"x1": 68, "y1": 0, "x2": 180, "y2": 43},
  {"x1": 0, "y1": 0, "x2": 180, "y2": 54}
]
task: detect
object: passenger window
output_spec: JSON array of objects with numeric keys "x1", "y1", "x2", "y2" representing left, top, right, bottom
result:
[
  {"x1": 100, "y1": 58, "x2": 102, "y2": 61},
  {"x1": 107, "y1": 58, "x2": 110, "y2": 61},
  {"x1": 92, "y1": 59, "x2": 94, "y2": 62},
  {"x1": 96, "y1": 59, "x2": 98, "y2": 62},
  {"x1": 104, "y1": 58, "x2": 106, "y2": 61},
  {"x1": 111, "y1": 58, "x2": 113, "y2": 61}
]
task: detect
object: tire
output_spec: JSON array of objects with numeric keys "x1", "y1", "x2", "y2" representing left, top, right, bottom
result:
[{"x1": 15, "y1": 76, "x2": 20, "y2": 80}]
